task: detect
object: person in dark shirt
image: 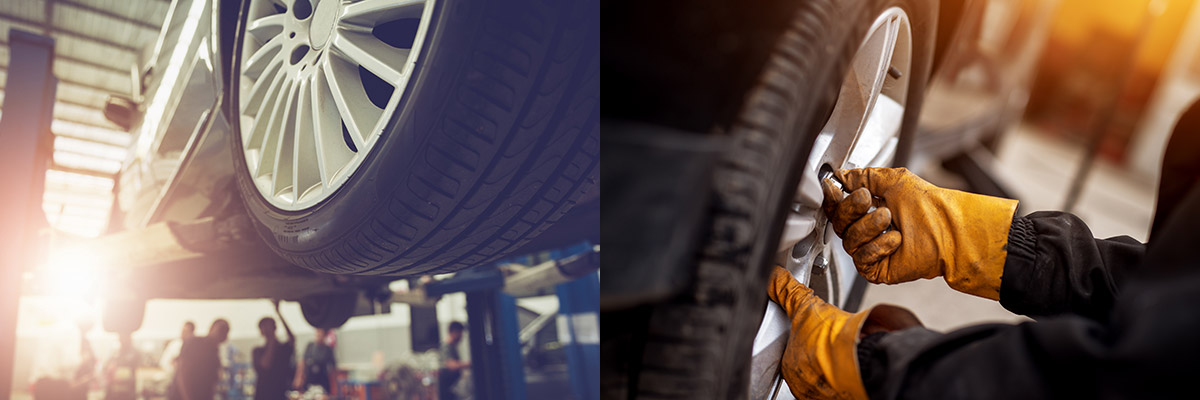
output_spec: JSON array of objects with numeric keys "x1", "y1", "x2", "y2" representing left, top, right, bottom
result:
[
  {"x1": 294, "y1": 328, "x2": 337, "y2": 394},
  {"x1": 768, "y1": 99, "x2": 1200, "y2": 399},
  {"x1": 163, "y1": 321, "x2": 195, "y2": 400},
  {"x1": 175, "y1": 319, "x2": 228, "y2": 400},
  {"x1": 438, "y1": 322, "x2": 470, "y2": 400},
  {"x1": 252, "y1": 300, "x2": 295, "y2": 400},
  {"x1": 104, "y1": 332, "x2": 139, "y2": 400}
]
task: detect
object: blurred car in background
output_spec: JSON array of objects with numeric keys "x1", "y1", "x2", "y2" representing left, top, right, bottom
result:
[{"x1": 912, "y1": 0, "x2": 1058, "y2": 197}]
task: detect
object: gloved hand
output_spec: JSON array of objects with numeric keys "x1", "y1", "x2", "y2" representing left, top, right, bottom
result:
[
  {"x1": 822, "y1": 167, "x2": 1019, "y2": 300},
  {"x1": 767, "y1": 266, "x2": 920, "y2": 400}
]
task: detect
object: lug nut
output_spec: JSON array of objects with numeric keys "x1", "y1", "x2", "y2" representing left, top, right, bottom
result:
[{"x1": 813, "y1": 255, "x2": 828, "y2": 271}]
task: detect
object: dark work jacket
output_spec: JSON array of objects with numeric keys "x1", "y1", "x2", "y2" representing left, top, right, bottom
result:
[{"x1": 858, "y1": 103, "x2": 1200, "y2": 399}]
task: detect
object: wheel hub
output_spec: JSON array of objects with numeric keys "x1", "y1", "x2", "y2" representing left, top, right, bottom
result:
[{"x1": 309, "y1": 0, "x2": 338, "y2": 50}]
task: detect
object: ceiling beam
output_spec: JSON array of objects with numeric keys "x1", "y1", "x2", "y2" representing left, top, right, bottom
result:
[
  {"x1": 57, "y1": 79, "x2": 126, "y2": 98},
  {"x1": 52, "y1": 148, "x2": 122, "y2": 171},
  {"x1": 53, "y1": 142, "x2": 125, "y2": 160},
  {"x1": 51, "y1": 119, "x2": 132, "y2": 148},
  {"x1": 54, "y1": 0, "x2": 162, "y2": 32},
  {"x1": 0, "y1": 12, "x2": 139, "y2": 53},
  {"x1": 53, "y1": 128, "x2": 131, "y2": 149},
  {"x1": 55, "y1": 97, "x2": 112, "y2": 115},
  {"x1": 48, "y1": 164, "x2": 115, "y2": 179}
]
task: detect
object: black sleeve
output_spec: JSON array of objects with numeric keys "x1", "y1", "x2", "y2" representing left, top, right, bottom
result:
[
  {"x1": 998, "y1": 212, "x2": 1145, "y2": 321},
  {"x1": 858, "y1": 271, "x2": 1200, "y2": 399}
]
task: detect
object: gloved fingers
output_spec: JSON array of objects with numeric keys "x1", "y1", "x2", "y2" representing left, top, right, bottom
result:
[
  {"x1": 857, "y1": 257, "x2": 888, "y2": 284},
  {"x1": 836, "y1": 167, "x2": 908, "y2": 197},
  {"x1": 821, "y1": 178, "x2": 845, "y2": 217},
  {"x1": 831, "y1": 188, "x2": 873, "y2": 235},
  {"x1": 767, "y1": 265, "x2": 814, "y2": 317},
  {"x1": 852, "y1": 230, "x2": 902, "y2": 281},
  {"x1": 842, "y1": 207, "x2": 892, "y2": 253}
]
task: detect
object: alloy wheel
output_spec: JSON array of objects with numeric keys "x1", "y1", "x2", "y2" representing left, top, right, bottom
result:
[
  {"x1": 749, "y1": 7, "x2": 914, "y2": 399},
  {"x1": 238, "y1": 0, "x2": 437, "y2": 210}
]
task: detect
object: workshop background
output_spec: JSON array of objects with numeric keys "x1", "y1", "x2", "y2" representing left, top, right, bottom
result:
[
  {"x1": 7, "y1": 0, "x2": 1200, "y2": 397},
  {"x1": 0, "y1": 0, "x2": 600, "y2": 399},
  {"x1": 863, "y1": 0, "x2": 1199, "y2": 331}
]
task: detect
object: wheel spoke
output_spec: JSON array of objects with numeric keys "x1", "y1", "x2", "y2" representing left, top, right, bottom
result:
[
  {"x1": 246, "y1": 72, "x2": 289, "y2": 150},
  {"x1": 818, "y1": 75, "x2": 870, "y2": 170},
  {"x1": 243, "y1": 56, "x2": 285, "y2": 115},
  {"x1": 854, "y1": 16, "x2": 900, "y2": 133},
  {"x1": 793, "y1": 160, "x2": 826, "y2": 208},
  {"x1": 321, "y1": 56, "x2": 382, "y2": 148},
  {"x1": 340, "y1": 0, "x2": 425, "y2": 26},
  {"x1": 244, "y1": 35, "x2": 285, "y2": 81},
  {"x1": 777, "y1": 211, "x2": 818, "y2": 253},
  {"x1": 272, "y1": 83, "x2": 300, "y2": 197},
  {"x1": 294, "y1": 79, "x2": 324, "y2": 201},
  {"x1": 846, "y1": 94, "x2": 904, "y2": 168},
  {"x1": 256, "y1": 80, "x2": 295, "y2": 177},
  {"x1": 312, "y1": 70, "x2": 355, "y2": 183},
  {"x1": 248, "y1": 14, "x2": 287, "y2": 43},
  {"x1": 817, "y1": 14, "x2": 902, "y2": 171},
  {"x1": 331, "y1": 29, "x2": 410, "y2": 83}
]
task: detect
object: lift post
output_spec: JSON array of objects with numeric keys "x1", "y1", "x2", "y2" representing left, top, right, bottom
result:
[
  {"x1": 556, "y1": 270, "x2": 600, "y2": 400},
  {"x1": 0, "y1": 30, "x2": 56, "y2": 398},
  {"x1": 426, "y1": 268, "x2": 528, "y2": 400},
  {"x1": 419, "y1": 241, "x2": 600, "y2": 400}
]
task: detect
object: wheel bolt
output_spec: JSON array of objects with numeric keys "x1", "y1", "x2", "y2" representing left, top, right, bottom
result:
[{"x1": 813, "y1": 255, "x2": 828, "y2": 271}]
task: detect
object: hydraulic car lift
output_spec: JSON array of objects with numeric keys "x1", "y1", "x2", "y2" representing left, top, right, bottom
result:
[
  {"x1": 425, "y1": 242, "x2": 600, "y2": 400},
  {"x1": 0, "y1": 27, "x2": 600, "y2": 400},
  {"x1": 0, "y1": 30, "x2": 57, "y2": 398}
]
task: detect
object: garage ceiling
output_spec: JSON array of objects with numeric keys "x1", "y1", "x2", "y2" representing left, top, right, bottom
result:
[{"x1": 0, "y1": 0, "x2": 171, "y2": 237}]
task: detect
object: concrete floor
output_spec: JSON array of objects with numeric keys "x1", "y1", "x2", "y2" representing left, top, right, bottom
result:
[{"x1": 857, "y1": 125, "x2": 1157, "y2": 331}]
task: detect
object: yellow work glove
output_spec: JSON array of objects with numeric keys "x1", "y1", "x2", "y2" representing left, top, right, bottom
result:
[
  {"x1": 822, "y1": 167, "x2": 1019, "y2": 300},
  {"x1": 767, "y1": 266, "x2": 920, "y2": 400}
]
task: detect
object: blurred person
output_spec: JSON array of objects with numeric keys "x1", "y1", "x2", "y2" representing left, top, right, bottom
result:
[
  {"x1": 162, "y1": 321, "x2": 195, "y2": 399},
  {"x1": 769, "y1": 100, "x2": 1200, "y2": 399},
  {"x1": 174, "y1": 319, "x2": 229, "y2": 400},
  {"x1": 294, "y1": 328, "x2": 337, "y2": 394},
  {"x1": 103, "y1": 332, "x2": 139, "y2": 400},
  {"x1": 253, "y1": 300, "x2": 295, "y2": 400},
  {"x1": 438, "y1": 322, "x2": 470, "y2": 400}
]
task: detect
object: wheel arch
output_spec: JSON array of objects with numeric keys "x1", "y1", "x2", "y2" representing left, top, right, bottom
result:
[{"x1": 214, "y1": 0, "x2": 246, "y2": 95}]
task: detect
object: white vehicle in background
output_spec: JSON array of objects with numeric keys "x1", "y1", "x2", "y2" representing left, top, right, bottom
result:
[{"x1": 95, "y1": 0, "x2": 598, "y2": 330}]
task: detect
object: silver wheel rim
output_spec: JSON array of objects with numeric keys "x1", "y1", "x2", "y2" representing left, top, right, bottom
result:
[
  {"x1": 750, "y1": 8, "x2": 913, "y2": 399},
  {"x1": 238, "y1": 0, "x2": 437, "y2": 210}
]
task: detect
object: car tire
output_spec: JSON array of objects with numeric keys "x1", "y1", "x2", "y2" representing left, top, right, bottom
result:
[
  {"x1": 228, "y1": 0, "x2": 598, "y2": 276},
  {"x1": 299, "y1": 292, "x2": 358, "y2": 329},
  {"x1": 603, "y1": 0, "x2": 936, "y2": 398}
]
